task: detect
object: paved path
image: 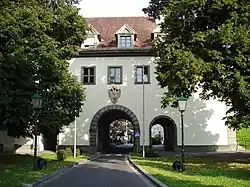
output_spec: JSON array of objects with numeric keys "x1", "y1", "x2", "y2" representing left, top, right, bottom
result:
[{"x1": 39, "y1": 154, "x2": 155, "y2": 187}]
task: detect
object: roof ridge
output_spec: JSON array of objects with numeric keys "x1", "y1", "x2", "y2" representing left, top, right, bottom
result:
[{"x1": 84, "y1": 16, "x2": 154, "y2": 19}]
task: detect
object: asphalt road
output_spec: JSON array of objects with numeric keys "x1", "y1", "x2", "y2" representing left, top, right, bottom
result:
[{"x1": 40, "y1": 154, "x2": 155, "y2": 187}]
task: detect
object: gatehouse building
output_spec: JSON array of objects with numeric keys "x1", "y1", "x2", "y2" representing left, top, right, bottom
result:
[
  {"x1": 0, "y1": 16, "x2": 237, "y2": 153},
  {"x1": 59, "y1": 16, "x2": 237, "y2": 153}
]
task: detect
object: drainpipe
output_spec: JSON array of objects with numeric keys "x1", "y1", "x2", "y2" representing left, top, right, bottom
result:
[
  {"x1": 74, "y1": 118, "x2": 77, "y2": 158},
  {"x1": 142, "y1": 65, "x2": 145, "y2": 158}
]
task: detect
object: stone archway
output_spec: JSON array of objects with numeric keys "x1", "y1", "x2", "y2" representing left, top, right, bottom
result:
[
  {"x1": 89, "y1": 105, "x2": 140, "y2": 153},
  {"x1": 149, "y1": 115, "x2": 177, "y2": 151}
]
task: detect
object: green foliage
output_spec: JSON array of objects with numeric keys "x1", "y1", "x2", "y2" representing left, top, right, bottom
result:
[
  {"x1": 142, "y1": 0, "x2": 169, "y2": 19},
  {"x1": 0, "y1": 153, "x2": 88, "y2": 187},
  {"x1": 56, "y1": 149, "x2": 67, "y2": 160},
  {"x1": 152, "y1": 0, "x2": 250, "y2": 129},
  {"x1": 145, "y1": 150, "x2": 160, "y2": 158},
  {"x1": 133, "y1": 155, "x2": 250, "y2": 186},
  {"x1": 236, "y1": 128, "x2": 250, "y2": 150},
  {"x1": 65, "y1": 147, "x2": 73, "y2": 157},
  {"x1": 131, "y1": 148, "x2": 160, "y2": 158},
  {"x1": 76, "y1": 148, "x2": 81, "y2": 157},
  {"x1": 0, "y1": 0, "x2": 87, "y2": 137},
  {"x1": 57, "y1": 147, "x2": 81, "y2": 160}
]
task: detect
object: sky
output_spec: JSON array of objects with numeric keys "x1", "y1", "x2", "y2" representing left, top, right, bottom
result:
[{"x1": 77, "y1": 0, "x2": 150, "y2": 17}]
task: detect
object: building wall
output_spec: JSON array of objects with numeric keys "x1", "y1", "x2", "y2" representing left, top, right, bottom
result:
[
  {"x1": 0, "y1": 131, "x2": 44, "y2": 153},
  {"x1": 59, "y1": 56, "x2": 236, "y2": 149}
]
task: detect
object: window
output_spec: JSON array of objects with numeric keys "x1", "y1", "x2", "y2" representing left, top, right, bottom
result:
[
  {"x1": 135, "y1": 65, "x2": 150, "y2": 84},
  {"x1": 120, "y1": 36, "x2": 132, "y2": 47},
  {"x1": 84, "y1": 45, "x2": 94, "y2": 48},
  {"x1": 81, "y1": 66, "x2": 96, "y2": 84},
  {"x1": 108, "y1": 66, "x2": 123, "y2": 84}
]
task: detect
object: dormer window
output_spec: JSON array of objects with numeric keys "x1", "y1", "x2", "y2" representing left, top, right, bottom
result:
[
  {"x1": 81, "y1": 26, "x2": 100, "y2": 49},
  {"x1": 152, "y1": 24, "x2": 166, "y2": 42},
  {"x1": 120, "y1": 36, "x2": 132, "y2": 47},
  {"x1": 115, "y1": 24, "x2": 136, "y2": 48}
]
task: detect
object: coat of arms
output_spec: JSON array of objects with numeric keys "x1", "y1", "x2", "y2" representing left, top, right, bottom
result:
[{"x1": 108, "y1": 86, "x2": 121, "y2": 104}]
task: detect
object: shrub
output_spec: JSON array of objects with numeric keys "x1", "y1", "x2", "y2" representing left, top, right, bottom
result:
[
  {"x1": 65, "y1": 147, "x2": 73, "y2": 157},
  {"x1": 57, "y1": 149, "x2": 67, "y2": 161},
  {"x1": 145, "y1": 150, "x2": 160, "y2": 158}
]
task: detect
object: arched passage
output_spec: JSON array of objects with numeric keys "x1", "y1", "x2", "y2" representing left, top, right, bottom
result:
[
  {"x1": 149, "y1": 115, "x2": 177, "y2": 151},
  {"x1": 89, "y1": 105, "x2": 140, "y2": 153}
]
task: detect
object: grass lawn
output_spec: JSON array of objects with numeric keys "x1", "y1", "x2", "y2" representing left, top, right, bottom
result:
[
  {"x1": 132, "y1": 155, "x2": 250, "y2": 187},
  {"x1": 0, "y1": 153, "x2": 89, "y2": 187},
  {"x1": 237, "y1": 128, "x2": 250, "y2": 150}
]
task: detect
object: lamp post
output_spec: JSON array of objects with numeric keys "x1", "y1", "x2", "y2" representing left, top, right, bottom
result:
[
  {"x1": 31, "y1": 93, "x2": 43, "y2": 170},
  {"x1": 177, "y1": 96, "x2": 188, "y2": 171}
]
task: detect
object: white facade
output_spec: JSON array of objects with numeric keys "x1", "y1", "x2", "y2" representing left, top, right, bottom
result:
[
  {"x1": 0, "y1": 131, "x2": 44, "y2": 153},
  {"x1": 0, "y1": 55, "x2": 237, "y2": 153},
  {"x1": 59, "y1": 55, "x2": 237, "y2": 150},
  {"x1": 0, "y1": 15, "x2": 237, "y2": 153}
]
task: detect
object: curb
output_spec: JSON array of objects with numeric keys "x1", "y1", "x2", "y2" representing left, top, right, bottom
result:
[
  {"x1": 31, "y1": 154, "x2": 100, "y2": 187},
  {"x1": 127, "y1": 155, "x2": 168, "y2": 187}
]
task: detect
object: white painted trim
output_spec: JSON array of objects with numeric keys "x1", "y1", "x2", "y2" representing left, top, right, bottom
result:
[{"x1": 115, "y1": 24, "x2": 137, "y2": 34}]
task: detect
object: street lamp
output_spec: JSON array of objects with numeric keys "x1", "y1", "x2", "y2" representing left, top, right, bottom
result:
[
  {"x1": 177, "y1": 96, "x2": 188, "y2": 171},
  {"x1": 31, "y1": 93, "x2": 43, "y2": 170}
]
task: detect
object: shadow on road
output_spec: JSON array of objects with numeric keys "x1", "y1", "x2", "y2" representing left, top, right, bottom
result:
[{"x1": 41, "y1": 155, "x2": 153, "y2": 187}]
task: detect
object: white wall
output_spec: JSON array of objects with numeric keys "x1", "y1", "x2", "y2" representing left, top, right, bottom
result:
[
  {"x1": 0, "y1": 130, "x2": 44, "y2": 153},
  {"x1": 59, "y1": 56, "x2": 231, "y2": 147}
]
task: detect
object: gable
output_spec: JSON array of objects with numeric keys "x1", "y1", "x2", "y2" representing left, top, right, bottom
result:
[
  {"x1": 115, "y1": 24, "x2": 136, "y2": 34},
  {"x1": 86, "y1": 25, "x2": 100, "y2": 35}
]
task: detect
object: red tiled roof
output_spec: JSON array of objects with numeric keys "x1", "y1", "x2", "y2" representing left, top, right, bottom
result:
[{"x1": 85, "y1": 17, "x2": 156, "y2": 43}]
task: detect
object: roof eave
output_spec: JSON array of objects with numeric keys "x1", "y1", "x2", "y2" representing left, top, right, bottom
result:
[{"x1": 76, "y1": 47, "x2": 153, "y2": 57}]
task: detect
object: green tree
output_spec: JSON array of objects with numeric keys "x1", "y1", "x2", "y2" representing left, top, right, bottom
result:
[
  {"x1": 142, "y1": 0, "x2": 169, "y2": 19},
  {"x1": 149, "y1": 0, "x2": 250, "y2": 130},
  {"x1": 0, "y1": 0, "x2": 87, "y2": 138}
]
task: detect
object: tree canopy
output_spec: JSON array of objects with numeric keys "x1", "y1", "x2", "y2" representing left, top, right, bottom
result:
[
  {"x1": 147, "y1": 0, "x2": 250, "y2": 130},
  {"x1": 142, "y1": 0, "x2": 168, "y2": 19},
  {"x1": 0, "y1": 0, "x2": 87, "y2": 137}
]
